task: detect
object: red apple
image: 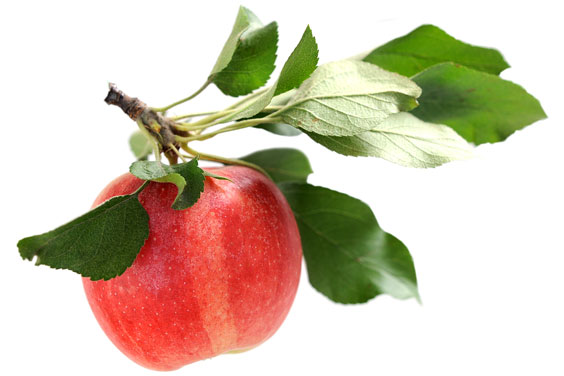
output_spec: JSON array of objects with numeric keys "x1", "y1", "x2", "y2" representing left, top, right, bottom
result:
[{"x1": 82, "y1": 166, "x2": 302, "y2": 371}]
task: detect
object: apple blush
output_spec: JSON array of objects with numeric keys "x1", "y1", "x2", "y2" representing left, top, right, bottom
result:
[{"x1": 82, "y1": 166, "x2": 302, "y2": 371}]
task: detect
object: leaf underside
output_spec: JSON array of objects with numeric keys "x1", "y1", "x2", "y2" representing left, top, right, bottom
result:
[
  {"x1": 279, "y1": 60, "x2": 422, "y2": 136},
  {"x1": 306, "y1": 112, "x2": 473, "y2": 168}
]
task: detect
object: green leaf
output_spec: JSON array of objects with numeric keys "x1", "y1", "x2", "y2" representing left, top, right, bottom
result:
[
  {"x1": 129, "y1": 159, "x2": 205, "y2": 210},
  {"x1": 210, "y1": 6, "x2": 262, "y2": 76},
  {"x1": 363, "y1": 24, "x2": 510, "y2": 77},
  {"x1": 168, "y1": 161, "x2": 206, "y2": 210},
  {"x1": 274, "y1": 25, "x2": 319, "y2": 96},
  {"x1": 18, "y1": 191, "x2": 149, "y2": 281},
  {"x1": 411, "y1": 63, "x2": 547, "y2": 144},
  {"x1": 278, "y1": 60, "x2": 422, "y2": 136},
  {"x1": 254, "y1": 122, "x2": 302, "y2": 136},
  {"x1": 211, "y1": 6, "x2": 278, "y2": 97},
  {"x1": 223, "y1": 26, "x2": 319, "y2": 123},
  {"x1": 129, "y1": 131, "x2": 152, "y2": 160},
  {"x1": 241, "y1": 148, "x2": 312, "y2": 183},
  {"x1": 306, "y1": 112, "x2": 473, "y2": 168},
  {"x1": 279, "y1": 183, "x2": 419, "y2": 303}
]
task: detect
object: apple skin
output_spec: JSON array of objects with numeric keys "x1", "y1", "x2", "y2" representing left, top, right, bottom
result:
[{"x1": 82, "y1": 166, "x2": 302, "y2": 371}]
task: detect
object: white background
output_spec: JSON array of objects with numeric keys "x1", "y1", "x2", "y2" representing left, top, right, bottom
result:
[{"x1": 1, "y1": 0, "x2": 563, "y2": 375}]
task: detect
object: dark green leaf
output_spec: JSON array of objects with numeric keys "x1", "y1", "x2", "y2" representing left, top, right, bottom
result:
[
  {"x1": 411, "y1": 63, "x2": 547, "y2": 144},
  {"x1": 210, "y1": 6, "x2": 262, "y2": 75},
  {"x1": 254, "y1": 122, "x2": 302, "y2": 136},
  {"x1": 129, "y1": 131, "x2": 152, "y2": 160},
  {"x1": 169, "y1": 160, "x2": 206, "y2": 210},
  {"x1": 222, "y1": 26, "x2": 319, "y2": 122},
  {"x1": 278, "y1": 60, "x2": 422, "y2": 136},
  {"x1": 363, "y1": 24, "x2": 510, "y2": 77},
  {"x1": 306, "y1": 112, "x2": 473, "y2": 168},
  {"x1": 241, "y1": 148, "x2": 312, "y2": 183},
  {"x1": 129, "y1": 159, "x2": 205, "y2": 210},
  {"x1": 274, "y1": 25, "x2": 318, "y2": 96},
  {"x1": 18, "y1": 191, "x2": 149, "y2": 280},
  {"x1": 212, "y1": 20, "x2": 278, "y2": 97},
  {"x1": 279, "y1": 183, "x2": 419, "y2": 303}
]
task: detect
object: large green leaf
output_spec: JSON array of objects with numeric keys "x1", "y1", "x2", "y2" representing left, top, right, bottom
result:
[
  {"x1": 129, "y1": 159, "x2": 205, "y2": 210},
  {"x1": 363, "y1": 24, "x2": 509, "y2": 77},
  {"x1": 18, "y1": 191, "x2": 149, "y2": 281},
  {"x1": 411, "y1": 63, "x2": 547, "y2": 144},
  {"x1": 241, "y1": 148, "x2": 312, "y2": 183},
  {"x1": 278, "y1": 60, "x2": 422, "y2": 136},
  {"x1": 279, "y1": 183, "x2": 419, "y2": 303},
  {"x1": 306, "y1": 112, "x2": 473, "y2": 168},
  {"x1": 210, "y1": 7, "x2": 278, "y2": 97}
]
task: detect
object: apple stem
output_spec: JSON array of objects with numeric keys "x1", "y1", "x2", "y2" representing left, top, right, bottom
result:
[
  {"x1": 105, "y1": 83, "x2": 193, "y2": 165},
  {"x1": 104, "y1": 84, "x2": 273, "y2": 177},
  {"x1": 104, "y1": 83, "x2": 147, "y2": 121}
]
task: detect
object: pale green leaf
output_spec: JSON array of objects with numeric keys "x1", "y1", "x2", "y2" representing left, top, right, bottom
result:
[
  {"x1": 307, "y1": 112, "x2": 473, "y2": 168},
  {"x1": 278, "y1": 60, "x2": 422, "y2": 136},
  {"x1": 129, "y1": 131, "x2": 152, "y2": 160}
]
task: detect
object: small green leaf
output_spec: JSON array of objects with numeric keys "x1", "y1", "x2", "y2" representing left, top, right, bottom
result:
[
  {"x1": 129, "y1": 160, "x2": 177, "y2": 181},
  {"x1": 130, "y1": 159, "x2": 205, "y2": 210},
  {"x1": 210, "y1": 6, "x2": 262, "y2": 76},
  {"x1": 274, "y1": 25, "x2": 319, "y2": 96},
  {"x1": 363, "y1": 24, "x2": 510, "y2": 77},
  {"x1": 241, "y1": 148, "x2": 313, "y2": 183},
  {"x1": 211, "y1": 7, "x2": 278, "y2": 97},
  {"x1": 411, "y1": 63, "x2": 547, "y2": 144},
  {"x1": 129, "y1": 131, "x2": 152, "y2": 160},
  {"x1": 306, "y1": 112, "x2": 473, "y2": 168},
  {"x1": 278, "y1": 60, "x2": 422, "y2": 136},
  {"x1": 254, "y1": 122, "x2": 302, "y2": 136},
  {"x1": 223, "y1": 26, "x2": 319, "y2": 123},
  {"x1": 18, "y1": 191, "x2": 149, "y2": 280},
  {"x1": 279, "y1": 183, "x2": 419, "y2": 303}
]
